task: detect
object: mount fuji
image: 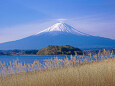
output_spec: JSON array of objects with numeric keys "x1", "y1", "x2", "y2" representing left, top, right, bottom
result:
[{"x1": 0, "y1": 23, "x2": 115, "y2": 50}]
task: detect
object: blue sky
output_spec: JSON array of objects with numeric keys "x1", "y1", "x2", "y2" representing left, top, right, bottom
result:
[{"x1": 0, "y1": 0, "x2": 115, "y2": 43}]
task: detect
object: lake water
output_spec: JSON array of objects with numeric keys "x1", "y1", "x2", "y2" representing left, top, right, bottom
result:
[
  {"x1": 0, "y1": 56, "x2": 72, "y2": 65},
  {"x1": 0, "y1": 55, "x2": 114, "y2": 75},
  {"x1": 0, "y1": 55, "x2": 114, "y2": 65}
]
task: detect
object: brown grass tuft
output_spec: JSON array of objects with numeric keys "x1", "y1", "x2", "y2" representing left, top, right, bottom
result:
[{"x1": 0, "y1": 50, "x2": 115, "y2": 86}]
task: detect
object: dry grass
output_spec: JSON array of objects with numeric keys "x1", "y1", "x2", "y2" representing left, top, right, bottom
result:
[{"x1": 0, "y1": 50, "x2": 115, "y2": 86}]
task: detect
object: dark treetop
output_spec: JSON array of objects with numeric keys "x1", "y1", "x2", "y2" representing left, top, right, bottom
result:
[{"x1": 37, "y1": 45, "x2": 83, "y2": 55}]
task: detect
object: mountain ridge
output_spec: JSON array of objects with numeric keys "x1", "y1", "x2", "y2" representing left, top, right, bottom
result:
[
  {"x1": 36, "y1": 23, "x2": 90, "y2": 36},
  {"x1": 0, "y1": 22, "x2": 115, "y2": 50}
]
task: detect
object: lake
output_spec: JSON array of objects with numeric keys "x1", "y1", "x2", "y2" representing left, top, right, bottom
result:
[
  {"x1": 0, "y1": 55, "x2": 114, "y2": 75},
  {"x1": 0, "y1": 56, "x2": 73, "y2": 65},
  {"x1": 0, "y1": 55, "x2": 113, "y2": 65}
]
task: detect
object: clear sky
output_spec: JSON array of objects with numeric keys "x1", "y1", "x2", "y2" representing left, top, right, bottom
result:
[{"x1": 0, "y1": 0, "x2": 115, "y2": 43}]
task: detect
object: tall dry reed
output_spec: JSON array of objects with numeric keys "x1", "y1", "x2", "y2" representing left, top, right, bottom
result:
[{"x1": 0, "y1": 49, "x2": 115, "y2": 86}]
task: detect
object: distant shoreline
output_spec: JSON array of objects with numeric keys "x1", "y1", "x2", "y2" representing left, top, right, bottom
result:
[{"x1": 0, "y1": 55, "x2": 76, "y2": 56}]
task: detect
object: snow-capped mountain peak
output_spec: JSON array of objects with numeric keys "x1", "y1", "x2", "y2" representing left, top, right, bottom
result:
[
  {"x1": 0, "y1": 22, "x2": 115, "y2": 50},
  {"x1": 37, "y1": 22, "x2": 89, "y2": 36}
]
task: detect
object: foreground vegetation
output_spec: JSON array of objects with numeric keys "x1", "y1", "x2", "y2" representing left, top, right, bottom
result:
[{"x1": 0, "y1": 50, "x2": 115, "y2": 86}]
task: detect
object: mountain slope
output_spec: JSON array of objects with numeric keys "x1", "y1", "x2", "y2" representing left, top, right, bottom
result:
[
  {"x1": 37, "y1": 23, "x2": 90, "y2": 36},
  {"x1": 0, "y1": 23, "x2": 115, "y2": 50}
]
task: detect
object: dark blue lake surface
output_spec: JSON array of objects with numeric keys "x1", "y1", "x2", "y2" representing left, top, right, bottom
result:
[
  {"x1": 0, "y1": 56, "x2": 72, "y2": 65},
  {"x1": 0, "y1": 55, "x2": 114, "y2": 75},
  {"x1": 0, "y1": 55, "x2": 113, "y2": 65}
]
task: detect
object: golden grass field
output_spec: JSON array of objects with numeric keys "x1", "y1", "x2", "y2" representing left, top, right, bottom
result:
[{"x1": 0, "y1": 50, "x2": 115, "y2": 86}]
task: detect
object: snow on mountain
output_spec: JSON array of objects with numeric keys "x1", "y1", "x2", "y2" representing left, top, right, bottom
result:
[
  {"x1": 37, "y1": 22, "x2": 89, "y2": 36},
  {"x1": 0, "y1": 22, "x2": 115, "y2": 50}
]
